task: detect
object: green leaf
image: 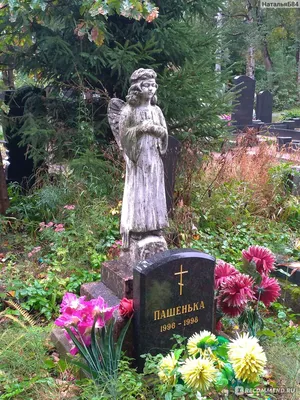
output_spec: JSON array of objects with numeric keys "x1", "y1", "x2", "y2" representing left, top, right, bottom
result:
[
  {"x1": 215, "y1": 371, "x2": 229, "y2": 390},
  {"x1": 256, "y1": 329, "x2": 276, "y2": 337},
  {"x1": 65, "y1": 327, "x2": 97, "y2": 373},
  {"x1": 43, "y1": 359, "x2": 55, "y2": 369},
  {"x1": 278, "y1": 311, "x2": 287, "y2": 319},
  {"x1": 165, "y1": 393, "x2": 172, "y2": 400},
  {"x1": 215, "y1": 343, "x2": 229, "y2": 359},
  {"x1": 115, "y1": 317, "x2": 132, "y2": 369},
  {"x1": 222, "y1": 362, "x2": 234, "y2": 381},
  {"x1": 217, "y1": 335, "x2": 229, "y2": 344}
]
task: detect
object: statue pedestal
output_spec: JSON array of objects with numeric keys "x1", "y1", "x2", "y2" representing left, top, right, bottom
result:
[
  {"x1": 100, "y1": 235, "x2": 167, "y2": 299},
  {"x1": 128, "y1": 235, "x2": 167, "y2": 265}
]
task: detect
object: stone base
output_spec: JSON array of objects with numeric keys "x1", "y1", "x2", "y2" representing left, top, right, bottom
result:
[
  {"x1": 101, "y1": 235, "x2": 168, "y2": 299},
  {"x1": 50, "y1": 328, "x2": 72, "y2": 358},
  {"x1": 101, "y1": 257, "x2": 133, "y2": 299},
  {"x1": 128, "y1": 235, "x2": 167, "y2": 264},
  {"x1": 80, "y1": 281, "x2": 121, "y2": 306}
]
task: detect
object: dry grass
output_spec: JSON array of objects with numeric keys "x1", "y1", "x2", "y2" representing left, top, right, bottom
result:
[
  {"x1": 200, "y1": 141, "x2": 300, "y2": 218},
  {"x1": 171, "y1": 138, "x2": 300, "y2": 240}
]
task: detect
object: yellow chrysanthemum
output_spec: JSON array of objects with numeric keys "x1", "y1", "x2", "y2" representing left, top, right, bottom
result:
[
  {"x1": 158, "y1": 353, "x2": 177, "y2": 384},
  {"x1": 179, "y1": 357, "x2": 217, "y2": 392},
  {"x1": 228, "y1": 333, "x2": 267, "y2": 383},
  {"x1": 187, "y1": 331, "x2": 217, "y2": 356}
]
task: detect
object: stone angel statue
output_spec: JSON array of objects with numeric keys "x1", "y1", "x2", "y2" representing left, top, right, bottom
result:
[{"x1": 108, "y1": 68, "x2": 169, "y2": 250}]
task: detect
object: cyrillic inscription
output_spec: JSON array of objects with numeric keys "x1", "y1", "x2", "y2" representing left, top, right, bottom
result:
[{"x1": 153, "y1": 301, "x2": 206, "y2": 321}]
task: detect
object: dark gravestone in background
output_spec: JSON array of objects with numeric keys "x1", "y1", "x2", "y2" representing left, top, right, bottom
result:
[
  {"x1": 163, "y1": 136, "x2": 181, "y2": 216},
  {"x1": 255, "y1": 90, "x2": 272, "y2": 124},
  {"x1": 133, "y1": 249, "x2": 215, "y2": 370},
  {"x1": 3, "y1": 89, "x2": 35, "y2": 187},
  {"x1": 231, "y1": 75, "x2": 255, "y2": 127}
]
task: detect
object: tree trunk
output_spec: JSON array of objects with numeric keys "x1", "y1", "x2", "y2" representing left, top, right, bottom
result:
[
  {"x1": 246, "y1": 45, "x2": 255, "y2": 79},
  {"x1": 262, "y1": 40, "x2": 272, "y2": 71},
  {"x1": 215, "y1": 11, "x2": 222, "y2": 72},
  {"x1": 245, "y1": 1, "x2": 255, "y2": 79},
  {"x1": 0, "y1": 149, "x2": 9, "y2": 215}
]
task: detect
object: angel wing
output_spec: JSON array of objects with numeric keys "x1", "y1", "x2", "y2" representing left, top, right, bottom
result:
[{"x1": 107, "y1": 98, "x2": 125, "y2": 151}]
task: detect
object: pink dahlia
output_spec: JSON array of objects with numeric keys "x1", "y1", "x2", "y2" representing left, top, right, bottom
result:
[
  {"x1": 217, "y1": 298, "x2": 245, "y2": 318},
  {"x1": 255, "y1": 276, "x2": 281, "y2": 307},
  {"x1": 242, "y1": 246, "x2": 275, "y2": 275},
  {"x1": 214, "y1": 259, "x2": 240, "y2": 290},
  {"x1": 218, "y1": 273, "x2": 255, "y2": 308}
]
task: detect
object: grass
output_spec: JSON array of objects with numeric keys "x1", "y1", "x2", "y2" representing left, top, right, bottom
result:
[
  {"x1": 0, "y1": 323, "x2": 80, "y2": 399},
  {"x1": 265, "y1": 339, "x2": 300, "y2": 400}
]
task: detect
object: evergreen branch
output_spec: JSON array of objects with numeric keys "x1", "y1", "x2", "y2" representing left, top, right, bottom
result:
[
  {"x1": 222, "y1": 13, "x2": 250, "y2": 20},
  {"x1": 169, "y1": 115, "x2": 203, "y2": 130}
]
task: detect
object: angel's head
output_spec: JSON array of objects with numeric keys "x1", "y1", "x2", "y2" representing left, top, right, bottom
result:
[{"x1": 126, "y1": 68, "x2": 158, "y2": 106}]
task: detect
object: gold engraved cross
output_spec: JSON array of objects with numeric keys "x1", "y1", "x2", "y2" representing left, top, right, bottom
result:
[{"x1": 174, "y1": 264, "x2": 189, "y2": 296}]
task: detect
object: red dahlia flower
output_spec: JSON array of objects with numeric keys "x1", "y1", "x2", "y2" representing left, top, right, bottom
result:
[
  {"x1": 214, "y1": 259, "x2": 240, "y2": 290},
  {"x1": 119, "y1": 298, "x2": 134, "y2": 318},
  {"x1": 216, "y1": 319, "x2": 223, "y2": 331},
  {"x1": 242, "y1": 246, "x2": 275, "y2": 275},
  {"x1": 218, "y1": 273, "x2": 255, "y2": 308},
  {"x1": 255, "y1": 276, "x2": 281, "y2": 307},
  {"x1": 217, "y1": 298, "x2": 246, "y2": 317}
]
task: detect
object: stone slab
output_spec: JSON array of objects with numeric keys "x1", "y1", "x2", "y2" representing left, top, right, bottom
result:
[
  {"x1": 292, "y1": 118, "x2": 300, "y2": 128},
  {"x1": 80, "y1": 281, "x2": 121, "y2": 306},
  {"x1": 274, "y1": 263, "x2": 300, "y2": 285},
  {"x1": 277, "y1": 137, "x2": 292, "y2": 150},
  {"x1": 50, "y1": 327, "x2": 72, "y2": 358},
  {"x1": 101, "y1": 257, "x2": 133, "y2": 299},
  {"x1": 282, "y1": 120, "x2": 296, "y2": 130},
  {"x1": 260, "y1": 128, "x2": 300, "y2": 141}
]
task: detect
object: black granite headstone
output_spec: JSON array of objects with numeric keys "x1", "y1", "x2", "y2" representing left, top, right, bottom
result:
[
  {"x1": 3, "y1": 89, "x2": 35, "y2": 187},
  {"x1": 231, "y1": 75, "x2": 255, "y2": 127},
  {"x1": 133, "y1": 249, "x2": 215, "y2": 369},
  {"x1": 292, "y1": 118, "x2": 300, "y2": 128},
  {"x1": 255, "y1": 90, "x2": 272, "y2": 124},
  {"x1": 163, "y1": 136, "x2": 181, "y2": 216}
]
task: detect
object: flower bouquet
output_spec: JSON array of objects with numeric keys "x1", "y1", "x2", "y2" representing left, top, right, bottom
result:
[
  {"x1": 156, "y1": 330, "x2": 267, "y2": 399},
  {"x1": 55, "y1": 293, "x2": 133, "y2": 383},
  {"x1": 215, "y1": 246, "x2": 281, "y2": 336}
]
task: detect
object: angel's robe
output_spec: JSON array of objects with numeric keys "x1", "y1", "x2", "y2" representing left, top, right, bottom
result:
[{"x1": 119, "y1": 104, "x2": 169, "y2": 248}]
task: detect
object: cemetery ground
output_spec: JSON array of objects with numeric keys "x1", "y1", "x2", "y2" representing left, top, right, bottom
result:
[{"x1": 1, "y1": 140, "x2": 300, "y2": 399}]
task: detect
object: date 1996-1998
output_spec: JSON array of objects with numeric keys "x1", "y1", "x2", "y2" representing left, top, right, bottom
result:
[{"x1": 160, "y1": 316, "x2": 199, "y2": 332}]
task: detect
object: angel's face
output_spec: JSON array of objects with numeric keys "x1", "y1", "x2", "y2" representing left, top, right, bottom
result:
[{"x1": 141, "y1": 79, "x2": 157, "y2": 100}]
